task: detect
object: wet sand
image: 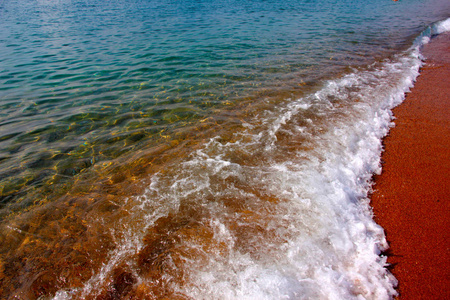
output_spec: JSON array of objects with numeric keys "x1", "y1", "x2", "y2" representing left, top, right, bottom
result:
[{"x1": 371, "y1": 33, "x2": 450, "y2": 299}]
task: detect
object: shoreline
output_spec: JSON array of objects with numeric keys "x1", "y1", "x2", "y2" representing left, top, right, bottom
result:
[{"x1": 371, "y1": 32, "x2": 450, "y2": 299}]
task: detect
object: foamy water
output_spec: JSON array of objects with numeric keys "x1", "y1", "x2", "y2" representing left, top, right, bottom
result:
[{"x1": 51, "y1": 18, "x2": 449, "y2": 300}]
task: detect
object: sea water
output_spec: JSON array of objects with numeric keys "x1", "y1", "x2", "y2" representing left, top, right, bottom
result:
[{"x1": 0, "y1": 0, "x2": 449, "y2": 299}]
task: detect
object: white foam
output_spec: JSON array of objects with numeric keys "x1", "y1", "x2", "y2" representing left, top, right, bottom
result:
[
  {"x1": 160, "y1": 47, "x2": 421, "y2": 299},
  {"x1": 414, "y1": 17, "x2": 450, "y2": 46},
  {"x1": 431, "y1": 17, "x2": 450, "y2": 35}
]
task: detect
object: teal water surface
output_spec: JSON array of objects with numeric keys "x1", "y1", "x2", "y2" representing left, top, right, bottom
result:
[{"x1": 0, "y1": 0, "x2": 449, "y2": 299}]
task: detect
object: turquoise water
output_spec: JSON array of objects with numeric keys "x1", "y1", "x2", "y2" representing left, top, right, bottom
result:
[
  {"x1": 0, "y1": 0, "x2": 449, "y2": 299},
  {"x1": 1, "y1": 0, "x2": 448, "y2": 211}
]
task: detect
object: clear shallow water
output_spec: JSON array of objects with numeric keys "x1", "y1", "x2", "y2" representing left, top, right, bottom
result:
[{"x1": 0, "y1": 0, "x2": 449, "y2": 299}]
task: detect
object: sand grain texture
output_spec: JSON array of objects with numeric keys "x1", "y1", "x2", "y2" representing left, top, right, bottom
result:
[{"x1": 371, "y1": 33, "x2": 450, "y2": 299}]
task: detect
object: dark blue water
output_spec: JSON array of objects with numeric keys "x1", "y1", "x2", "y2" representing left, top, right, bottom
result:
[{"x1": 0, "y1": 0, "x2": 449, "y2": 299}]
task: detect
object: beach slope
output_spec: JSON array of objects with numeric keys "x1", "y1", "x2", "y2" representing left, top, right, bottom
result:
[{"x1": 371, "y1": 33, "x2": 450, "y2": 299}]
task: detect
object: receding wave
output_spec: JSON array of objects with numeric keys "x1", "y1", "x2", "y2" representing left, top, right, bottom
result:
[{"x1": 48, "y1": 17, "x2": 450, "y2": 300}]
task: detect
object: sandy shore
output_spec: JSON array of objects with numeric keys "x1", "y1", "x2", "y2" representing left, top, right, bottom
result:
[{"x1": 371, "y1": 32, "x2": 450, "y2": 299}]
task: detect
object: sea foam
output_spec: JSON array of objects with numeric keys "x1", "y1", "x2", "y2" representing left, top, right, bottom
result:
[
  {"x1": 172, "y1": 47, "x2": 421, "y2": 300},
  {"x1": 431, "y1": 17, "x2": 450, "y2": 35}
]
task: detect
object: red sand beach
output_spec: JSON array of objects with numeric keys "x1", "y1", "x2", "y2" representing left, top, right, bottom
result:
[{"x1": 371, "y1": 33, "x2": 450, "y2": 299}]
